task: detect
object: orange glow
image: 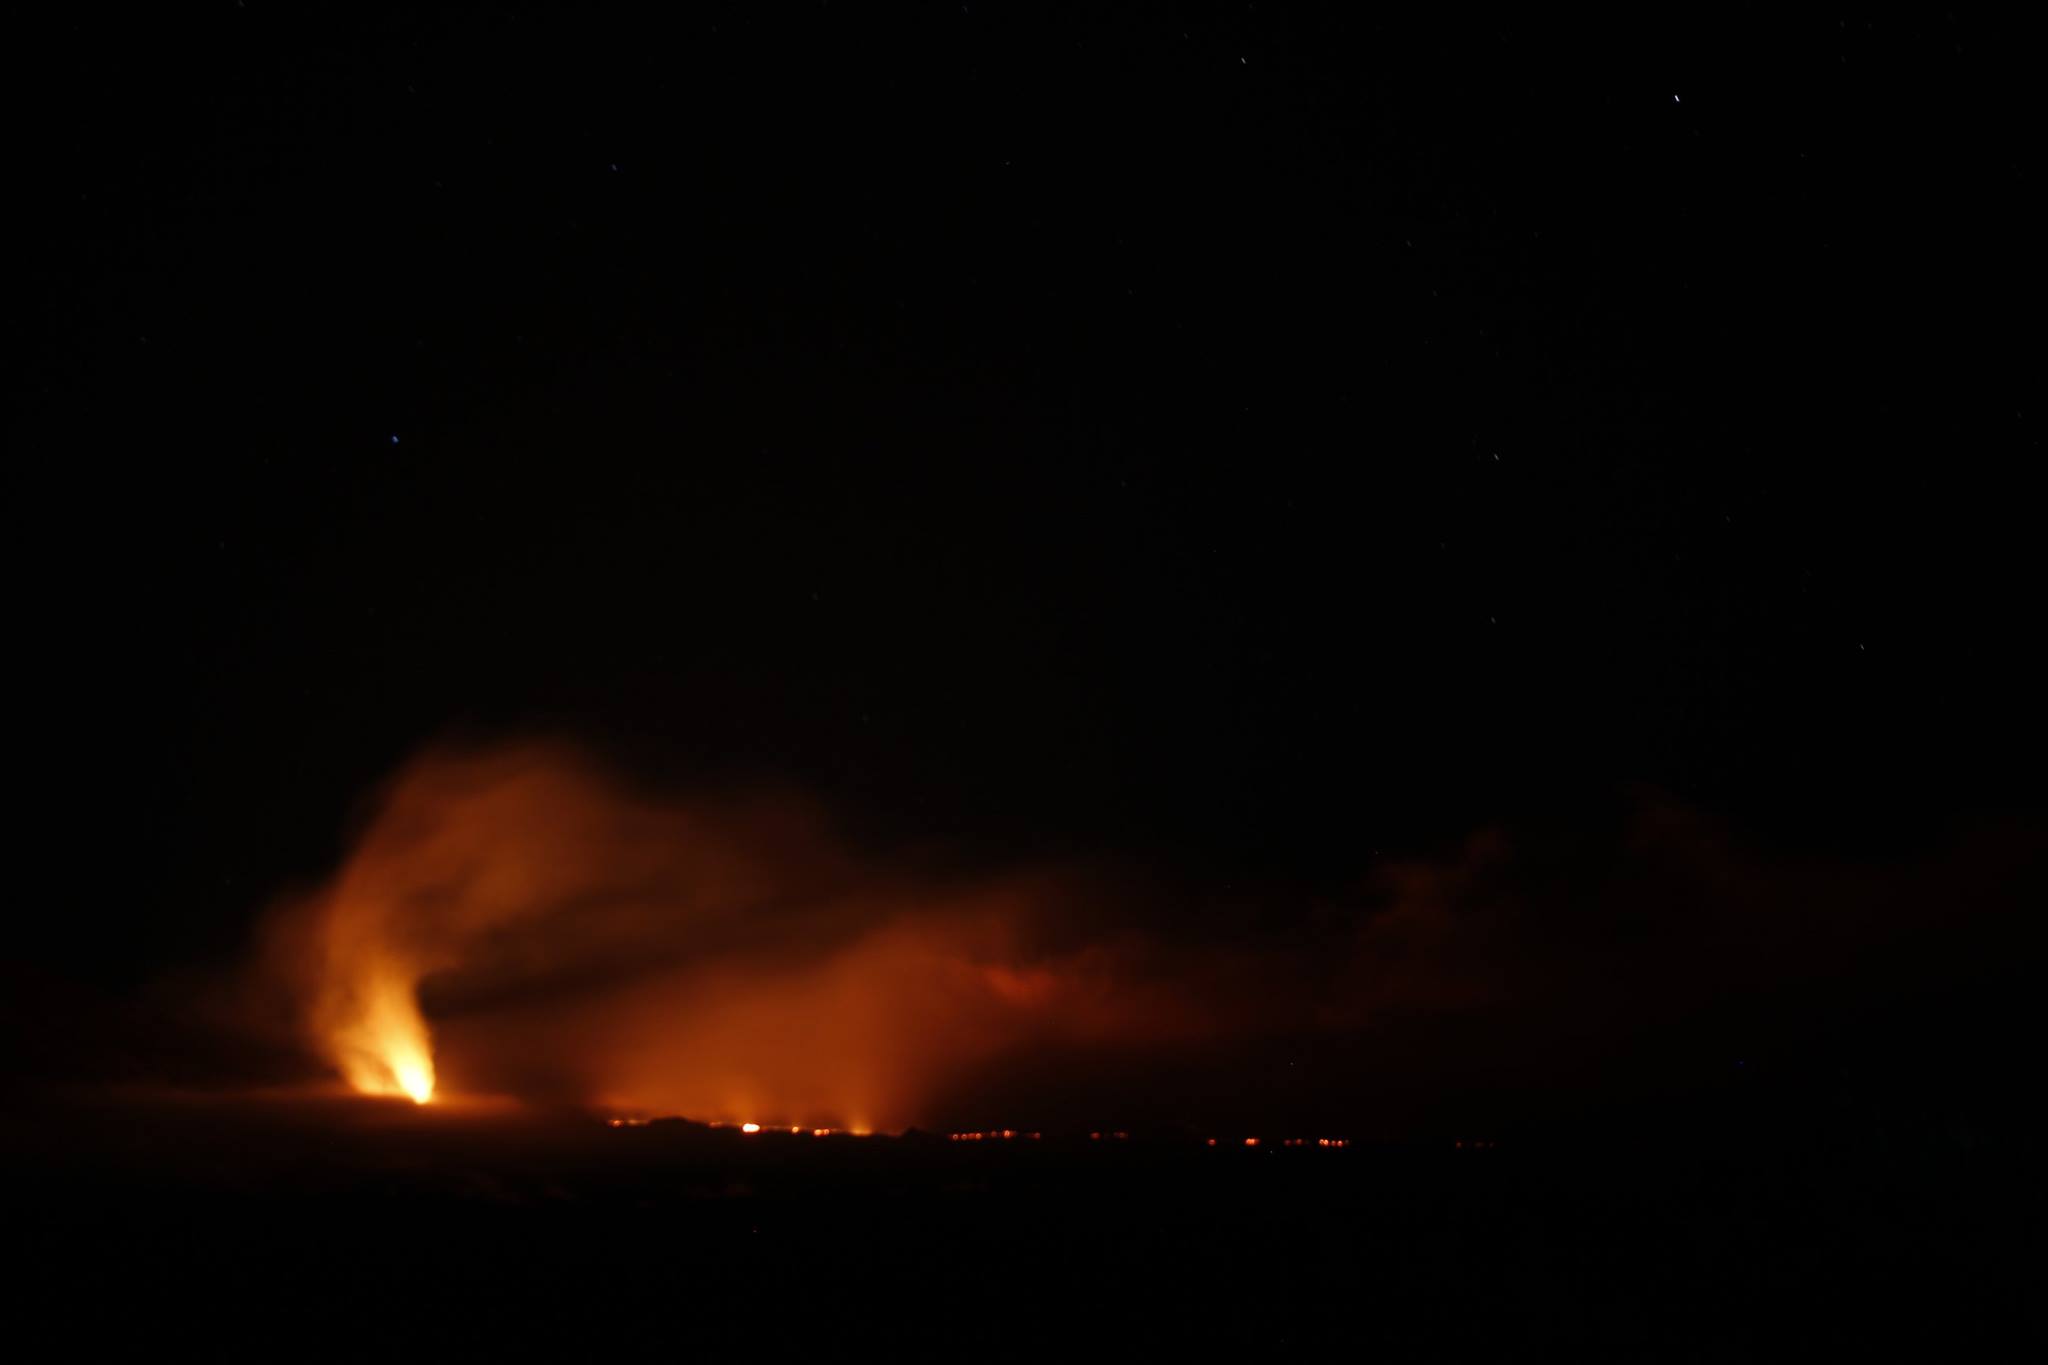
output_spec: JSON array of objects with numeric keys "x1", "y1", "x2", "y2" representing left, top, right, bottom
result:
[
  {"x1": 257, "y1": 741, "x2": 1236, "y2": 1126},
  {"x1": 740, "y1": 1122, "x2": 761, "y2": 1133},
  {"x1": 947, "y1": 1129, "x2": 1043, "y2": 1141},
  {"x1": 394, "y1": 1057, "x2": 434, "y2": 1104},
  {"x1": 267, "y1": 867, "x2": 439, "y2": 1105},
  {"x1": 1243, "y1": 1136, "x2": 1260, "y2": 1147}
]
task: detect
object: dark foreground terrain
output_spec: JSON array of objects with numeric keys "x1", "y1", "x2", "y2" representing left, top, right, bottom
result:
[{"x1": 9, "y1": 1088, "x2": 2039, "y2": 1358}]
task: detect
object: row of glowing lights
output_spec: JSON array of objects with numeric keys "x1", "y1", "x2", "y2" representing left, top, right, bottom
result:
[
  {"x1": 951, "y1": 1129, "x2": 1045, "y2": 1141},
  {"x1": 960, "y1": 1132, "x2": 1356, "y2": 1147},
  {"x1": 597, "y1": 1121, "x2": 1496, "y2": 1149},
  {"x1": 386, "y1": 1067, "x2": 1481, "y2": 1148},
  {"x1": 406, "y1": 1097, "x2": 1491, "y2": 1149},
  {"x1": 605, "y1": 1119, "x2": 869, "y2": 1135}
]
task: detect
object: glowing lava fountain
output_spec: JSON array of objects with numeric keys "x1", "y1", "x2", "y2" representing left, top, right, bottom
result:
[{"x1": 317, "y1": 940, "x2": 436, "y2": 1104}]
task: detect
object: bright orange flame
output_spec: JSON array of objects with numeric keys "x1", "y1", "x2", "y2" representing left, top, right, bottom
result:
[
  {"x1": 740, "y1": 1122, "x2": 761, "y2": 1133},
  {"x1": 393, "y1": 1056, "x2": 435, "y2": 1104},
  {"x1": 303, "y1": 910, "x2": 437, "y2": 1104}
]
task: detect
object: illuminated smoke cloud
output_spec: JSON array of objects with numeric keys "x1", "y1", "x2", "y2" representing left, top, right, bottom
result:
[
  {"x1": 257, "y1": 743, "x2": 2044, "y2": 1130},
  {"x1": 259, "y1": 741, "x2": 1203, "y2": 1126}
]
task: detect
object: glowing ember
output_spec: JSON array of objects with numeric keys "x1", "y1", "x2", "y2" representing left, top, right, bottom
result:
[{"x1": 740, "y1": 1122, "x2": 762, "y2": 1133}]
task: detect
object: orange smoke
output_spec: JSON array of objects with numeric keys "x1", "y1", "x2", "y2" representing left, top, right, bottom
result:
[
  {"x1": 257, "y1": 743, "x2": 2037, "y2": 1131},
  {"x1": 260, "y1": 742, "x2": 1204, "y2": 1127}
]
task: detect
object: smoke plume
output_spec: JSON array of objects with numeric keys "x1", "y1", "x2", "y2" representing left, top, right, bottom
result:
[{"x1": 257, "y1": 741, "x2": 2044, "y2": 1132}]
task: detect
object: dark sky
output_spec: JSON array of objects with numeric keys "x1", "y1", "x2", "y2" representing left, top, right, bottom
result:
[{"x1": 12, "y1": 4, "x2": 2041, "y2": 1018}]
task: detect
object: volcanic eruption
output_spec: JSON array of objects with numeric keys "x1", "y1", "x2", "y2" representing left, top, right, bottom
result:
[{"x1": 260, "y1": 741, "x2": 1213, "y2": 1127}]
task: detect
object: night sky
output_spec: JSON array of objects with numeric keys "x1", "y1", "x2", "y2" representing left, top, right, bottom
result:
[{"x1": 12, "y1": 5, "x2": 2043, "y2": 1105}]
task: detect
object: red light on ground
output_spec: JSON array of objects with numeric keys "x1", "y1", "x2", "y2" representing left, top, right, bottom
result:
[{"x1": 1243, "y1": 1137, "x2": 1260, "y2": 1147}]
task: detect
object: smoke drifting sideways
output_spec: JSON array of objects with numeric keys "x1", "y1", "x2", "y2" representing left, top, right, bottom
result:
[
  {"x1": 256, "y1": 742, "x2": 1225, "y2": 1129},
  {"x1": 253, "y1": 741, "x2": 2046, "y2": 1135}
]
